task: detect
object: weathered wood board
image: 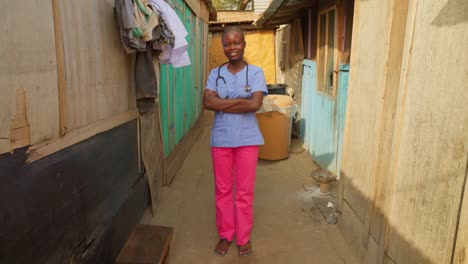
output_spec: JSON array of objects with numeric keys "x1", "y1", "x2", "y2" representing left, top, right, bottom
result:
[
  {"x1": 339, "y1": 0, "x2": 468, "y2": 263},
  {"x1": 341, "y1": 0, "x2": 393, "y2": 223},
  {"x1": 0, "y1": 120, "x2": 147, "y2": 264},
  {"x1": 57, "y1": 0, "x2": 135, "y2": 132},
  {"x1": 385, "y1": 1, "x2": 468, "y2": 262},
  {"x1": 0, "y1": 1, "x2": 60, "y2": 154}
]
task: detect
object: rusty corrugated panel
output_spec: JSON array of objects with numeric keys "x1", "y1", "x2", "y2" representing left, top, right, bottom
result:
[
  {"x1": 209, "y1": 11, "x2": 258, "y2": 25},
  {"x1": 256, "y1": 0, "x2": 316, "y2": 27}
]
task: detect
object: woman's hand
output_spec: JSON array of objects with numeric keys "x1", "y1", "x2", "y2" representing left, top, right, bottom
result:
[{"x1": 203, "y1": 89, "x2": 226, "y2": 111}]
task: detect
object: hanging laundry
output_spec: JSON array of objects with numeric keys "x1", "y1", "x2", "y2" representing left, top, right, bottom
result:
[
  {"x1": 135, "y1": 48, "x2": 158, "y2": 115},
  {"x1": 115, "y1": 0, "x2": 160, "y2": 114},
  {"x1": 115, "y1": 0, "x2": 146, "y2": 53},
  {"x1": 115, "y1": 0, "x2": 166, "y2": 53},
  {"x1": 133, "y1": 0, "x2": 160, "y2": 41},
  {"x1": 149, "y1": 0, "x2": 191, "y2": 67},
  {"x1": 151, "y1": 14, "x2": 176, "y2": 60}
]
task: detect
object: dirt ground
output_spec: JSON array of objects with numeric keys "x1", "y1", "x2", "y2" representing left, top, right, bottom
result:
[{"x1": 141, "y1": 115, "x2": 360, "y2": 264}]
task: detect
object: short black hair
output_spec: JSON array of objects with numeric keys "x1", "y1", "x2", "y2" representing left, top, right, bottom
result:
[{"x1": 221, "y1": 26, "x2": 245, "y2": 44}]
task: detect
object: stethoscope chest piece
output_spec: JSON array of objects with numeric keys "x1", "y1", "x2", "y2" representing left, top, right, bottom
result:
[{"x1": 244, "y1": 86, "x2": 251, "y2": 93}]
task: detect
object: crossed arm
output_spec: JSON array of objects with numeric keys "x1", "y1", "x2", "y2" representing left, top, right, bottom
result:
[{"x1": 203, "y1": 89, "x2": 264, "y2": 114}]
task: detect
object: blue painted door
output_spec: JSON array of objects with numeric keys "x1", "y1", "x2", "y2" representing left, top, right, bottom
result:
[
  {"x1": 301, "y1": 60, "x2": 349, "y2": 174},
  {"x1": 335, "y1": 64, "x2": 349, "y2": 175}
]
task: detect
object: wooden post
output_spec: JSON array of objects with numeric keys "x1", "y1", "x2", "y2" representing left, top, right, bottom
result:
[{"x1": 51, "y1": 0, "x2": 68, "y2": 135}]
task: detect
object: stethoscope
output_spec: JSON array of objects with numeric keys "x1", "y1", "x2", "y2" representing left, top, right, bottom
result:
[{"x1": 215, "y1": 62, "x2": 251, "y2": 93}]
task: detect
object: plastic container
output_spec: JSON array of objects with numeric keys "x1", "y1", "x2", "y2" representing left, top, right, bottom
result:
[
  {"x1": 256, "y1": 111, "x2": 292, "y2": 160},
  {"x1": 256, "y1": 95, "x2": 297, "y2": 160},
  {"x1": 267, "y1": 84, "x2": 288, "y2": 95}
]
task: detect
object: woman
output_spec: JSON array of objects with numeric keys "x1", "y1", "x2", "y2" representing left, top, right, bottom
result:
[{"x1": 203, "y1": 26, "x2": 267, "y2": 258}]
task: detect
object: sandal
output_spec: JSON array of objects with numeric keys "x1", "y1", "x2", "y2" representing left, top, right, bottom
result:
[
  {"x1": 238, "y1": 241, "x2": 253, "y2": 258},
  {"x1": 214, "y1": 239, "x2": 231, "y2": 256}
]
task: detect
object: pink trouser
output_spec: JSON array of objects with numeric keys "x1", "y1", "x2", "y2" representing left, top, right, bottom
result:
[{"x1": 211, "y1": 146, "x2": 259, "y2": 246}]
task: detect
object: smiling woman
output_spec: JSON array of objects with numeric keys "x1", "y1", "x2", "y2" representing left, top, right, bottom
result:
[{"x1": 203, "y1": 26, "x2": 268, "y2": 258}]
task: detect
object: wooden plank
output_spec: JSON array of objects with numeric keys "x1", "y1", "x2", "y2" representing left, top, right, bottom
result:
[
  {"x1": 0, "y1": 120, "x2": 143, "y2": 264},
  {"x1": 336, "y1": 0, "x2": 357, "y2": 214},
  {"x1": 204, "y1": 22, "x2": 209, "y2": 91},
  {"x1": 184, "y1": 0, "x2": 201, "y2": 21},
  {"x1": 184, "y1": 8, "x2": 192, "y2": 135},
  {"x1": 164, "y1": 66, "x2": 172, "y2": 156},
  {"x1": 363, "y1": 233, "x2": 380, "y2": 264},
  {"x1": 169, "y1": 66, "x2": 176, "y2": 153},
  {"x1": 338, "y1": 199, "x2": 366, "y2": 260},
  {"x1": 200, "y1": 1, "x2": 210, "y2": 22},
  {"x1": 340, "y1": 0, "x2": 354, "y2": 64},
  {"x1": 27, "y1": 110, "x2": 138, "y2": 163},
  {"x1": 341, "y1": 0, "x2": 390, "y2": 224},
  {"x1": 385, "y1": 0, "x2": 468, "y2": 262},
  {"x1": 316, "y1": 9, "x2": 326, "y2": 92},
  {"x1": 141, "y1": 104, "x2": 165, "y2": 214},
  {"x1": 382, "y1": 1, "x2": 418, "y2": 261},
  {"x1": 109, "y1": 174, "x2": 150, "y2": 262},
  {"x1": 175, "y1": 66, "x2": 182, "y2": 144},
  {"x1": 383, "y1": 255, "x2": 396, "y2": 264},
  {"x1": 331, "y1": 7, "x2": 340, "y2": 97},
  {"x1": 199, "y1": 19, "x2": 205, "y2": 116},
  {"x1": 340, "y1": 1, "x2": 468, "y2": 263},
  {"x1": 0, "y1": 1, "x2": 60, "y2": 154},
  {"x1": 71, "y1": 175, "x2": 149, "y2": 264},
  {"x1": 9, "y1": 89, "x2": 31, "y2": 151},
  {"x1": 116, "y1": 225, "x2": 173, "y2": 264},
  {"x1": 359, "y1": 0, "x2": 401, "y2": 249},
  {"x1": 452, "y1": 157, "x2": 468, "y2": 264},
  {"x1": 195, "y1": 18, "x2": 200, "y2": 117},
  {"x1": 190, "y1": 14, "x2": 196, "y2": 126},
  {"x1": 338, "y1": 0, "x2": 395, "y2": 260},
  {"x1": 368, "y1": 0, "x2": 409, "y2": 255},
  {"x1": 52, "y1": 0, "x2": 68, "y2": 135},
  {"x1": 58, "y1": 0, "x2": 134, "y2": 131}
]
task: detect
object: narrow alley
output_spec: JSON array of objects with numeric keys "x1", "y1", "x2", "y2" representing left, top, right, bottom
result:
[
  {"x1": 141, "y1": 113, "x2": 360, "y2": 263},
  {"x1": 2, "y1": 1, "x2": 466, "y2": 263}
]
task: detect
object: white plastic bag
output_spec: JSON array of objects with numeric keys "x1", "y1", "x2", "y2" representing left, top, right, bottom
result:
[{"x1": 257, "y1": 95, "x2": 298, "y2": 119}]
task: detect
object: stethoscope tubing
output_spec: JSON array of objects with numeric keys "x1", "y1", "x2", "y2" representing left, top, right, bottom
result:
[{"x1": 215, "y1": 62, "x2": 251, "y2": 93}]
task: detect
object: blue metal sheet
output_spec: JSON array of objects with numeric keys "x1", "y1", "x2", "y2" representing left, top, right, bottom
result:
[
  {"x1": 336, "y1": 64, "x2": 350, "y2": 174},
  {"x1": 300, "y1": 60, "x2": 349, "y2": 174}
]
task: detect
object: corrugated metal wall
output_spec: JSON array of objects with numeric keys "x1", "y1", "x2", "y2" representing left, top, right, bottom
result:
[
  {"x1": 254, "y1": 0, "x2": 271, "y2": 14},
  {"x1": 159, "y1": 0, "x2": 206, "y2": 157},
  {"x1": 301, "y1": 60, "x2": 349, "y2": 174}
]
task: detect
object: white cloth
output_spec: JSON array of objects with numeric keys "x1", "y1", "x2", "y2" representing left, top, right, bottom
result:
[{"x1": 149, "y1": 0, "x2": 191, "y2": 67}]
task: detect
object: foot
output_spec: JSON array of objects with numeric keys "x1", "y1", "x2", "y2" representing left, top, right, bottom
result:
[
  {"x1": 238, "y1": 241, "x2": 253, "y2": 258},
  {"x1": 214, "y1": 239, "x2": 231, "y2": 256}
]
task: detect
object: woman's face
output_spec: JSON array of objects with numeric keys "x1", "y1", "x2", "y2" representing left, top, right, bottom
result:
[{"x1": 222, "y1": 31, "x2": 246, "y2": 63}]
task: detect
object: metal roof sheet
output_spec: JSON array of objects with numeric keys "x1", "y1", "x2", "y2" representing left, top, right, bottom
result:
[
  {"x1": 209, "y1": 11, "x2": 259, "y2": 25},
  {"x1": 255, "y1": 0, "x2": 316, "y2": 27}
]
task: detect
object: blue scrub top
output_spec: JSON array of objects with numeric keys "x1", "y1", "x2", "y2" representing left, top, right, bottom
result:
[{"x1": 206, "y1": 64, "x2": 268, "y2": 147}]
